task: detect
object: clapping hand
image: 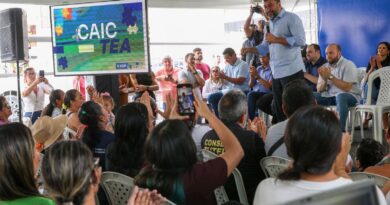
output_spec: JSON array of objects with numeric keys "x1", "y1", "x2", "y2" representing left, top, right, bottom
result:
[
  {"x1": 248, "y1": 117, "x2": 267, "y2": 141},
  {"x1": 318, "y1": 66, "x2": 331, "y2": 79},
  {"x1": 127, "y1": 186, "x2": 166, "y2": 205}
]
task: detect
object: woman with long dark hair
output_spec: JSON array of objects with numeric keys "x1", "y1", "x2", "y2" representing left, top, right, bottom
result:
[
  {"x1": 362, "y1": 41, "x2": 390, "y2": 129},
  {"x1": 79, "y1": 101, "x2": 115, "y2": 171},
  {"x1": 64, "y1": 89, "x2": 84, "y2": 139},
  {"x1": 0, "y1": 123, "x2": 54, "y2": 204},
  {"x1": 41, "y1": 89, "x2": 65, "y2": 118},
  {"x1": 106, "y1": 102, "x2": 149, "y2": 177},
  {"x1": 253, "y1": 106, "x2": 387, "y2": 204},
  {"x1": 135, "y1": 94, "x2": 244, "y2": 204}
]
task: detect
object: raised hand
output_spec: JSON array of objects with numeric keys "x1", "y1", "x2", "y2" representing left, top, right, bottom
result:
[{"x1": 193, "y1": 93, "x2": 212, "y2": 118}]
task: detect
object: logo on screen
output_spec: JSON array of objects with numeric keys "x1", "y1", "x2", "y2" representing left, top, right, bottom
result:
[{"x1": 116, "y1": 63, "x2": 129, "y2": 69}]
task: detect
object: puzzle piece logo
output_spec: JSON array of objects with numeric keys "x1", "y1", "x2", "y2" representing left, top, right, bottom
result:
[
  {"x1": 122, "y1": 5, "x2": 137, "y2": 26},
  {"x1": 58, "y1": 57, "x2": 68, "y2": 70},
  {"x1": 55, "y1": 25, "x2": 63, "y2": 36},
  {"x1": 127, "y1": 24, "x2": 138, "y2": 34},
  {"x1": 62, "y1": 8, "x2": 72, "y2": 20}
]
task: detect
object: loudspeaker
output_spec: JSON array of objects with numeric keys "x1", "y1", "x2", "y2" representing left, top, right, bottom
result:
[{"x1": 0, "y1": 8, "x2": 29, "y2": 63}]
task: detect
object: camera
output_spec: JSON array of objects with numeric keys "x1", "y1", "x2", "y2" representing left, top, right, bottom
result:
[{"x1": 252, "y1": 5, "x2": 263, "y2": 14}]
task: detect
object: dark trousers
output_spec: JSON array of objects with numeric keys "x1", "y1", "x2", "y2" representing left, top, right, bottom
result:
[
  {"x1": 247, "y1": 91, "x2": 267, "y2": 120},
  {"x1": 272, "y1": 70, "x2": 304, "y2": 122},
  {"x1": 256, "y1": 92, "x2": 273, "y2": 116}
]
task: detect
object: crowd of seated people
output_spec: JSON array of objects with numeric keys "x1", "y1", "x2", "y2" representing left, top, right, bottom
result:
[{"x1": 1, "y1": 3, "x2": 390, "y2": 203}]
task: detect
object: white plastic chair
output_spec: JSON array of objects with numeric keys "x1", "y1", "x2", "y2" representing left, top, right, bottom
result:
[
  {"x1": 101, "y1": 171, "x2": 176, "y2": 205},
  {"x1": 348, "y1": 172, "x2": 389, "y2": 189},
  {"x1": 260, "y1": 156, "x2": 291, "y2": 178},
  {"x1": 101, "y1": 172, "x2": 135, "y2": 205},
  {"x1": 202, "y1": 149, "x2": 249, "y2": 205},
  {"x1": 351, "y1": 66, "x2": 390, "y2": 144}
]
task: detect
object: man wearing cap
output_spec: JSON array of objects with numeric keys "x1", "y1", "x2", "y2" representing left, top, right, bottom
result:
[
  {"x1": 256, "y1": 0, "x2": 306, "y2": 122},
  {"x1": 247, "y1": 50, "x2": 272, "y2": 120}
]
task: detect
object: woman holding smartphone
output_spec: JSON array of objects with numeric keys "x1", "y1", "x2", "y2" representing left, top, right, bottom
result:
[
  {"x1": 135, "y1": 94, "x2": 244, "y2": 204},
  {"x1": 22, "y1": 68, "x2": 53, "y2": 124}
]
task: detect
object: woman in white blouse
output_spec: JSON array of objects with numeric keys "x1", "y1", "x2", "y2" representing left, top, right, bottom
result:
[
  {"x1": 253, "y1": 106, "x2": 387, "y2": 205},
  {"x1": 22, "y1": 68, "x2": 53, "y2": 124},
  {"x1": 202, "y1": 66, "x2": 226, "y2": 99}
]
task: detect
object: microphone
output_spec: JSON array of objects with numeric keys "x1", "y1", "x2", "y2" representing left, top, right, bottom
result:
[{"x1": 266, "y1": 22, "x2": 270, "y2": 33}]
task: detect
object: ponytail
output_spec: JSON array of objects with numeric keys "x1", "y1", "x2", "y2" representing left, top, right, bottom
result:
[{"x1": 278, "y1": 162, "x2": 304, "y2": 180}]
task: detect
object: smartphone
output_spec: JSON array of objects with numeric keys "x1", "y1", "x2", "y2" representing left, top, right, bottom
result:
[
  {"x1": 177, "y1": 84, "x2": 195, "y2": 115},
  {"x1": 39, "y1": 70, "x2": 45, "y2": 77}
]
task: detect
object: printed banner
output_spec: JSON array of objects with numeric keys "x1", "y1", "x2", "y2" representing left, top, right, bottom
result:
[{"x1": 50, "y1": 0, "x2": 149, "y2": 76}]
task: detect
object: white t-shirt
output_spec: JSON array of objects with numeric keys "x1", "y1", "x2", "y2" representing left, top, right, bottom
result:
[
  {"x1": 253, "y1": 177, "x2": 387, "y2": 205},
  {"x1": 178, "y1": 68, "x2": 204, "y2": 98},
  {"x1": 22, "y1": 83, "x2": 52, "y2": 112}
]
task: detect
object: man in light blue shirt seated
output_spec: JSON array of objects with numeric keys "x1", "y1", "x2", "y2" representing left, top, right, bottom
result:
[
  {"x1": 256, "y1": 0, "x2": 306, "y2": 123},
  {"x1": 208, "y1": 48, "x2": 249, "y2": 117},
  {"x1": 315, "y1": 44, "x2": 361, "y2": 131},
  {"x1": 247, "y1": 49, "x2": 273, "y2": 120}
]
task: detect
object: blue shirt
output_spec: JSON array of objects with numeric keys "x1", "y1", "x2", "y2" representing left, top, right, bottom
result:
[
  {"x1": 223, "y1": 58, "x2": 250, "y2": 91},
  {"x1": 305, "y1": 56, "x2": 327, "y2": 91},
  {"x1": 253, "y1": 66, "x2": 272, "y2": 93},
  {"x1": 318, "y1": 56, "x2": 361, "y2": 101},
  {"x1": 256, "y1": 9, "x2": 306, "y2": 79}
]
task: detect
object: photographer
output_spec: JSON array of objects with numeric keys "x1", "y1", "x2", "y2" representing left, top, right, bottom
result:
[{"x1": 241, "y1": 5, "x2": 267, "y2": 67}]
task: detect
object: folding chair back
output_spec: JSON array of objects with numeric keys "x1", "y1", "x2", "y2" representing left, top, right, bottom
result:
[
  {"x1": 348, "y1": 172, "x2": 389, "y2": 189},
  {"x1": 201, "y1": 149, "x2": 249, "y2": 205},
  {"x1": 260, "y1": 156, "x2": 291, "y2": 178},
  {"x1": 101, "y1": 172, "x2": 135, "y2": 205}
]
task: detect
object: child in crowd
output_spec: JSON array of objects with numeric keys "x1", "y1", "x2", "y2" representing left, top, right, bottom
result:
[{"x1": 101, "y1": 92, "x2": 115, "y2": 133}]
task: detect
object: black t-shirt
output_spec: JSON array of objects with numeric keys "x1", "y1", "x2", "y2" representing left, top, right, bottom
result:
[{"x1": 201, "y1": 122, "x2": 266, "y2": 203}]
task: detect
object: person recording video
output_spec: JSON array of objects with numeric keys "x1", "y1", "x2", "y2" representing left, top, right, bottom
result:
[{"x1": 241, "y1": 5, "x2": 267, "y2": 67}]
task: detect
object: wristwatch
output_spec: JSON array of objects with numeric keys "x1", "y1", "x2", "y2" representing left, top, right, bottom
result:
[
  {"x1": 193, "y1": 70, "x2": 198, "y2": 75},
  {"x1": 328, "y1": 75, "x2": 334, "y2": 80}
]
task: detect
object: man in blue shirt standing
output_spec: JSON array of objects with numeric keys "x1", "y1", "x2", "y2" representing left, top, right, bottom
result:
[
  {"x1": 247, "y1": 50, "x2": 272, "y2": 120},
  {"x1": 208, "y1": 48, "x2": 249, "y2": 117},
  {"x1": 256, "y1": 0, "x2": 306, "y2": 122},
  {"x1": 304, "y1": 44, "x2": 327, "y2": 92}
]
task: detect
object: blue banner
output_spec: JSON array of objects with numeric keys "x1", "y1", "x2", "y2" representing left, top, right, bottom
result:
[{"x1": 318, "y1": 0, "x2": 390, "y2": 67}]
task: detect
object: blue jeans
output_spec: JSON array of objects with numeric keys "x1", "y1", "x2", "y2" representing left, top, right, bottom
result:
[
  {"x1": 314, "y1": 92, "x2": 357, "y2": 131},
  {"x1": 247, "y1": 91, "x2": 267, "y2": 120},
  {"x1": 208, "y1": 92, "x2": 224, "y2": 117},
  {"x1": 361, "y1": 82, "x2": 379, "y2": 104},
  {"x1": 24, "y1": 110, "x2": 42, "y2": 124}
]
